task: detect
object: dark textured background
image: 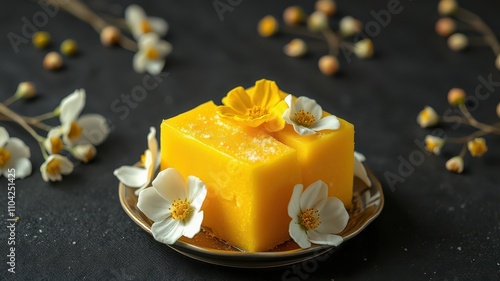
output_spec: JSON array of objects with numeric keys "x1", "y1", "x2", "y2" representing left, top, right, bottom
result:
[{"x1": 1, "y1": 0, "x2": 499, "y2": 280}]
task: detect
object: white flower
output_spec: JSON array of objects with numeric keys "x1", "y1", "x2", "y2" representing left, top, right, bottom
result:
[
  {"x1": 354, "y1": 39, "x2": 374, "y2": 59},
  {"x1": 71, "y1": 144, "x2": 96, "y2": 164},
  {"x1": 125, "y1": 5, "x2": 169, "y2": 40},
  {"x1": 283, "y1": 95, "x2": 340, "y2": 136},
  {"x1": 133, "y1": 33, "x2": 172, "y2": 75},
  {"x1": 288, "y1": 180, "x2": 349, "y2": 249},
  {"x1": 0, "y1": 127, "x2": 31, "y2": 179},
  {"x1": 43, "y1": 127, "x2": 64, "y2": 154},
  {"x1": 58, "y1": 89, "x2": 109, "y2": 146},
  {"x1": 137, "y1": 168, "x2": 207, "y2": 245},
  {"x1": 114, "y1": 127, "x2": 159, "y2": 195},
  {"x1": 445, "y1": 156, "x2": 464, "y2": 174},
  {"x1": 354, "y1": 151, "x2": 371, "y2": 187},
  {"x1": 417, "y1": 106, "x2": 439, "y2": 128},
  {"x1": 339, "y1": 16, "x2": 362, "y2": 37},
  {"x1": 40, "y1": 154, "x2": 74, "y2": 182}
]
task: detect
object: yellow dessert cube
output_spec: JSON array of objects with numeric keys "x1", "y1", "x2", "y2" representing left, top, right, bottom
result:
[
  {"x1": 161, "y1": 101, "x2": 302, "y2": 252},
  {"x1": 272, "y1": 117, "x2": 354, "y2": 209}
]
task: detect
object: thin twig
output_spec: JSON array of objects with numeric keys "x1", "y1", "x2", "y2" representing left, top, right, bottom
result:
[
  {"x1": 455, "y1": 8, "x2": 500, "y2": 55},
  {"x1": 0, "y1": 103, "x2": 44, "y2": 142}
]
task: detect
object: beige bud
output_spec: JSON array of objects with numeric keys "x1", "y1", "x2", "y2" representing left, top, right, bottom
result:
[
  {"x1": 318, "y1": 55, "x2": 339, "y2": 76},
  {"x1": 43, "y1": 52, "x2": 63, "y2": 70},
  {"x1": 100, "y1": 26, "x2": 121, "y2": 47},
  {"x1": 315, "y1": 0, "x2": 336, "y2": 16},
  {"x1": 283, "y1": 39, "x2": 307, "y2": 57},
  {"x1": 15, "y1": 82, "x2": 36, "y2": 99},
  {"x1": 435, "y1": 18, "x2": 455, "y2": 37},
  {"x1": 447, "y1": 33, "x2": 468, "y2": 51},
  {"x1": 283, "y1": 6, "x2": 305, "y2": 26}
]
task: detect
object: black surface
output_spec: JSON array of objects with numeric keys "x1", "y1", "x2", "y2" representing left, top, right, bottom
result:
[{"x1": 1, "y1": 0, "x2": 499, "y2": 280}]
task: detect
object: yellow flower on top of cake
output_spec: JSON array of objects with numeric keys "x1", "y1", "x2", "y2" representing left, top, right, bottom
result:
[
  {"x1": 137, "y1": 168, "x2": 207, "y2": 245},
  {"x1": 217, "y1": 79, "x2": 289, "y2": 132},
  {"x1": 282, "y1": 94, "x2": 340, "y2": 136},
  {"x1": 288, "y1": 179, "x2": 349, "y2": 249}
]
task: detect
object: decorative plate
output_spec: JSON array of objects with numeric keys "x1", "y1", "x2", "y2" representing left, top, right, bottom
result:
[{"x1": 119, "y1": 166, "x2": 384, "y2": 268}]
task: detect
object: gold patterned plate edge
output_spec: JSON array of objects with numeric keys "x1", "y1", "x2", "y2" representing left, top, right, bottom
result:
[{"x1": 118, "y1": 165, "x2": 384, "y2": 268}]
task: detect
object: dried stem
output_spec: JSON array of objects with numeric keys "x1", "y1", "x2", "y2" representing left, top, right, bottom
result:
[
  {"x1": 321, "y1": 29, "x2": 340, "y2": 57},
  {"x1": 0, "y1": 103, "x2": 44, "y2": 143},
  {"x1": 455, "y1": 8, "x2": 500, "y2": 55}
]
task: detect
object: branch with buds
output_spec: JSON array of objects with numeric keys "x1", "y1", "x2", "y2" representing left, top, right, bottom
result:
[
  {"x1": 257, "y1": 0, "x2": 374, "y2": 76},
  {"x1": 436, "y1": 0, "x2": 500, "y2": 70},
  {"x1": 417, "y1": 88, "x2": 500, "y2": 173}
]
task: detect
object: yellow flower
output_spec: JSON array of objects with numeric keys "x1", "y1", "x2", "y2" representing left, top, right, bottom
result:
[
  {"x1": 258, "y1": 16, "x2": 279, "y2": 37},
  {"x1": 417, "y1": 106, "x2": 439, "y2": 128},
  {"x1": 425, "y1": 135, "x2": 445, "y2": 155},
  {"x1": 467, "y1": 138, "x2": 487, "y2": 157},
  {"x1": 218, "y1": 79, "x2": 288, "y2": 132}
]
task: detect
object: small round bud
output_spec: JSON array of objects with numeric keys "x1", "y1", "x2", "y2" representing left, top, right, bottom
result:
[
  {"x1": 438, "y1": 0, "x2": 458, "y2": 16},
  {"x1": 60, "y1": 39, "x2": 78, "y2": 56},
  {"x1": 447, "y1": 33, "x2": 468, "y2": 51},
  {"x1": 283, "y1": 39, "x2": 307, "y2": 57},
  {"x1": 315, "y1": 0, "x2": 336, "y2": 17},
  {"x1": 318, "y1": 55, "x2": 339, "y2": 76},
  {"x1": 15, "y1": 82, "x2": 36, "y2": 99},
  {"x1": 32, "y1": 31, "x2": 51, "y2": 49},
  {"x1": 258, "y1": 15, "x2": 279, "y2": 37},
  {"x1": 283, "y1": 6, "x2": 305, "y2": 26},
  {"x1": 467, "y1": 138, "x2": 488, "y2": 157},
  {"x1": 496, "y1": 102, "x2": 500, "y2": 118},
  {"x1": 445, "y1": 156, "x2": 464, "y2": 174},
  {"x1": 100, "y1": 26, "x2": 121, "y2": 47},
  {"x1": 495, "y1": 54, "x2": 500, "y2": 71},
  {"x1": 354, "y1": 39, "x2": 374, "y2": 59},
  {"x1": 339, "y1": 16, "x2": 362, "y2": 37},
  {"x1": 447, "y1": 88, "x2": 466, "y2": 105},
  {"x1": 307, "y1": 11, "x2": 329, "y2": 32},
  {"x1": 435, "y1": 18, "x2": 455, "y2": 37},
  {"x1": 43, "y1": 52, "x2": 63, "y2": 71}
]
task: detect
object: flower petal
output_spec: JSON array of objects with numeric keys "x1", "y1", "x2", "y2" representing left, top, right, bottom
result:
[
  {"x1": 138, "y1": 33, "x2": 159, "y2": 50},
  {"x1": 289, "y1": 221, "x2": 310, "y2": 248},
  {"x1": 307, "y1": 230, "x2": 343, "y2": 246},
  {"x1": 291, "y1": 122, "x2": 316, "y2": 136},
  {"x1": 300, "y1": 180, "x2": 328, "y2": 210},
  {"x1": 58, "y1": 156, "x2": 74, "y2": 175},
  {"x1": 0, "y1": 127, "x2": 9, "y2": 147},
  {"x1": 354, "y1": 154, "x2": 371, "y2": 187},
  {"x1": 316, "y1": 197, "x2": 349, "y2": 234},
  {"x1": 133, "y1": 53, "x2": 148, "y2": 73},
  {"x1": 221, "y1": 86, "x2": 253, "y2": 115},
  {"x1": 250, "y1": 79, "x2": 282, "y2": 108},
  {"x1": 354, "y1": 151, "x2": 366, "y2": 162},
  {"x1": 149, "y1": 17, "x2": 169, "y2": 37},
  {"x1": 182, "y1": 211, "x2": 203, "y2": 238},
  {"x1": 152, "y1": 168, "x2": 187, "y2": 202},
  {"x1": 60, "y1": 89, "x2": 85, "y2": 125},
  {"x1": 288, "y1": 184, "x2": 303, "y2": 218},
  {"x1": 145, "y1": 60, "x2": 165, "y2": 76},
  {"x1": 76, "y1": 114, "x2": 109, "y2": 145},
  {"x1": 295, "y1": 96, "x2": 323, "y2": 121},
  {"x1": 147, "y1": 127, "x2": 158, "y2": 160},
  {"x1": 309, "y1": 115, "x2": 340, "y2": 131},
  {"x1": 125, "y1": 5, "x2": 146, "y2": 26},
  {"x1": 3, "y1": 158, "x2": 31, "y2": 179},
  {"x1": 113, "y1": 166, "x2": 148, "y2": 188},
  {"x1": 137, "y1": 187, "x2": 171, "y2": 222},
  {"x1": 151, "y1": 217, "x2": 182, "y2": 245},
  {"x1": 186, "y1": 176, "x2": 207, "y2": 211},
  {"x1": 5, "y1": 138, "x2": 30, "y2": 160}
]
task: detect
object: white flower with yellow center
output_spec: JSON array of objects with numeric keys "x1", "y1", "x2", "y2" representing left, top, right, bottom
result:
[
  {"x1": 425, "y1": 135, "x2": 445, "y2": 155},
  {"x1": 125, "y1": 5, "x2": 168, "y2": 40},
  {"x1": 288, "y1": 180, "x2": 349, "y2": 249},
  {"x1": 71, "y1": 144, "x2": 97, "y2": 164},
  {"x1": 114, "y1": 127, "x2": 159, "y2": 195},
  {"x1": 283, "y1": 95, "x2": 340, "y2": 136},
  {"x1": 43, "y1": 127, "x2": 64, "y2": 155},
  {"x1": 58, "y1": 89, "x2": 109, "y2": 146},
  {"x1": 137, "y1": 168, "x2": 207, "y2": 245},
  {"x1": 417, "y1": 106, "x2": 439, "y2": 128},
  {"x1": 133, "y1": 33, "x2": 172, "y2": 75},
  {"x1": 0, "y1": 127, "x2": 31, "y2": 179},
  {"x1": 40, "y1": 154, "x2": 74, "y2": 182}
]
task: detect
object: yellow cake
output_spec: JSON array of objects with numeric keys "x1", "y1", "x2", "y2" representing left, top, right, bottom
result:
[{"x1": 160, "y1": 80, "x2": 354, "y2": 252}]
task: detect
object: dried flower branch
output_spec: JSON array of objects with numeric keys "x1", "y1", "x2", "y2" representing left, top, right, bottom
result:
[
  {"x1": 417, "y1": 88, "x2": 500, "y2": 173},
  {"x1": 258, "y1": 0, "x2": 374, "y2": 76},
  {"x1": 436, "y1": 0, "x2": 500, "y2": 70}
]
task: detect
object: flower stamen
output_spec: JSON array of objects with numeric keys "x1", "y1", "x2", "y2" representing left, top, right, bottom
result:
[
  {"x1": 46, "y1": 158, "x2": 61, "y2": 176},
  {"x1": 50, "y1": 137, "x2": 63, "y2": 154},
  {"x1": 246, "y1": 105, "x2": 269, "y2": 119},
  {"x1": 68, "y1": 122, "x2": 83, "y2": 141},
  {"x1": 169, "y1": 199, "x2": 191, "y2": 220},
  {"x1": 294, "y1": 109, "x2": 316, "y2": 127},
  {"x1": 300, "y1": 208, "x2": 320, "y2": 230},
  {"x1": 140, "y1": 20, "x2": 152, "y2": 34},
  {"x1": 0, "y1": 148, "x2": 11, "y2": 166},
  {"x1": 145, "y1": 47, "x2": 159, "y2": 60}
]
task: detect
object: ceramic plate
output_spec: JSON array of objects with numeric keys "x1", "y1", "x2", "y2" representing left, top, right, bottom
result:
[{"x1": 119, "y1": 166, "x2": 384, "y2": 268}]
